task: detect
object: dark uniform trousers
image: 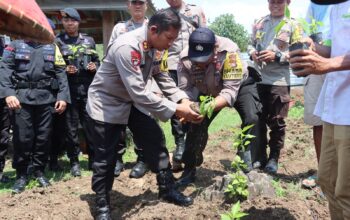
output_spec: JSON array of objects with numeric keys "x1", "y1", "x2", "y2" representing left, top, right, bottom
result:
[
  {"x1": 50, "y1": 112, "x2": 66, "y2": 160},
  {"x1": 12, "y1": 104, "x2": 54, "y2": 175},
  {"x1": 65, "y1": 97, "x2": 92, "y2": 162},
  {"x1": 86, "y1": 106, "x2": 170, "y2": 195},
  {"x1": 257, "y1": 84, "x2": 290, "y2": 157},
  {"x1": 169, "y1": 70, "x2": 187, "y2": 141},
  {"x1": 182, "y1": 77, "x2": 263, "y2": 169},
  {"x1": 0, "y1": 99, "x2": 10, "y2": 172}
]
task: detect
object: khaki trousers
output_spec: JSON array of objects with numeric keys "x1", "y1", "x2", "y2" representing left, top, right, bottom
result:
[{"x1": 318, "y1": 122, "x2": 350, "y2": 220}]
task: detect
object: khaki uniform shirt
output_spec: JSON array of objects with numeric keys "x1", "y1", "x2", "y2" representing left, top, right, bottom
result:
[
  {"x1": 86, "y1": 26, "x2": 188, "y2": 124},
  {"x1": 108, "y1": 18, "x2": 148, "y2": 46},
  {"x1": 168, "y1": 2, "x2": 206, "y2": 70},
  {"x1": 248, "y1": 15, "x2": 302, "y2": 86},
  {"x1": 178, "y1": 36, "x2": 248, "y2": 107}
]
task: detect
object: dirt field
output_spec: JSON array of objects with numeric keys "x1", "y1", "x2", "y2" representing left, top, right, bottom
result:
[{"x1": 0, "y1": 88, "x2": 330, "y2": 220}]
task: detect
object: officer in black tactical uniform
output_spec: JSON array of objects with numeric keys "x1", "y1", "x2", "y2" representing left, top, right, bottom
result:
[
  {"x1": 0, "y1": 39, "x2": 70, "y2": 194},
  {"x1": 0, "y1": 35, "x2": 11, "y2": 183},
  {"x1": 56, "y1": 8, "x2": 100, "y2": 176}
]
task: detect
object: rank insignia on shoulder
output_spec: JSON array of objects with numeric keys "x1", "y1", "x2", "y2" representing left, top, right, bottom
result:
[
  {"x1": 131, "y1": 50, "x2": 141, "y2": 67},
  {"x1": 142, "y1": 41, "x2": 149, "y2": 51}
]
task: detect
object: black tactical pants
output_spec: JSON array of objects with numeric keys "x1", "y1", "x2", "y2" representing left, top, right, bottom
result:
[
  {"x1": 0, "y1": 99, "x2": 10, "y2": 172},
  {"x1": 49, "y1": 113, "x2": 66, "y2": 160},
  {"x1": 115, "y1": 128, "x2": 145, "y2": 163},
  {"x1": 86, "y1": 106, "x2": 170, "y2": 195},
  {"x1": 12, "y1": 104, "x2": 53, "y2": 175},
  {"x1": 169, "y1": 70, "x2": 187, "y2": 142},
  {"x1": 182, "y1": 79, "x2": 263, "y2": 169},
  {"x1": 65, "y1": 98, "x2": 92, "y2": 162},
  {"x1": 257, "y1": 84, "x2": 290, "y2": 158}
]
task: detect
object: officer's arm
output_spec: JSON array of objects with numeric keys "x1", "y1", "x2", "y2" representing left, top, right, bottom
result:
[
  {"x1": 153, "y1": 72, "x2": 188, "y2": 103},
  {"x1": 0, "y1": 43, "x2": 17, "y2": 98},
  {"x1": 54, "y1": 45, "x2": 71, "y2": 104},
  {"x1": 90, "y1": 39, "x2": 100, "y2": 70},
  {"x1": 177, "y1": 60, "x2": 199, "y2": 101},
  {"x1": 113, "y1": 45, "x2": 177, "y2": 122}
]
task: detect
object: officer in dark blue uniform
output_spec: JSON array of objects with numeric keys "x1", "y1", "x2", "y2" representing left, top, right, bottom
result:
[
  {"x1": 0, "y1": 40, "x2": 70, "y2": 193},
  {"x1": 0, "y1": 35, "x2": 11, "y2": 183},
  {"x1": 55, "y1": 8, "x2": 100, "y2": 176}
]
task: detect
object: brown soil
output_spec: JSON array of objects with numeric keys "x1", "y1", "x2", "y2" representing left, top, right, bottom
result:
[{"x1": 0, "y1": 88, "x2": 329, "y2": 220}]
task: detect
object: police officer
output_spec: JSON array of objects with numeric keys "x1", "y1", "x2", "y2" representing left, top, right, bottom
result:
[
  {"x1": 85, "y1": 9, "x2": 202, "y2": 219},
  {"x1": 0, "y1": 35, "x2": 11, "y2": 183},
  {"x1": 56, "y1": 8, "x2": 100, "y2": 176},
  {"x1": 248, "y1": 0, "x2": 298, "y2": 174},
  {"x1": 175, "y1": 28, "x2": 263, "y2": 187},
  {"x1": 109, "y1": 0, "x2": 150, "y2": 179},
  {"x1": 0, "y1": 40, "x2": 70, "y2": 193},
  {"x1": 166, "y1": 0, "x2": 207, "y2": 171}
]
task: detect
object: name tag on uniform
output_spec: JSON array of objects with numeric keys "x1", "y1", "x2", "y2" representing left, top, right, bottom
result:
[{"x1": 222, "y1": 52, "x2": 243, "y2": 80}]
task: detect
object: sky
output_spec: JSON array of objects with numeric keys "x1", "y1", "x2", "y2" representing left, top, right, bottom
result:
[{"x1": 153, "y1": 0, "x2": 310, "y2": 33}]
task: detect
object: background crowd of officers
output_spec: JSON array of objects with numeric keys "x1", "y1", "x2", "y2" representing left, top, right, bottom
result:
[{"x1": 0, "y1": 0, "x2": 305, "y2": 219}]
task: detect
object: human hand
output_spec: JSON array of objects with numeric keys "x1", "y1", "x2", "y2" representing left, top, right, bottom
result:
[
  {"x1": 258, "y1": 50, "x2": 275, "y2": 63},
  {"x1": 66, "y1": 65, "x2": 78, "y2": 75},
  {"x1": 5, "y1": 96, "x2": 21, "y2": 110},
  {"x1": 87, "y1": 62, "x2": 97, "y2": 72},
  {"x1": 176, "y1": 102, "x2": 203, "y2": 123},
  {"x1": 55, "y1": 101, "x2": 67, "y2": 114},
  {"x1": 289, "y1": 49, "x2": 331, "y2": 77}
]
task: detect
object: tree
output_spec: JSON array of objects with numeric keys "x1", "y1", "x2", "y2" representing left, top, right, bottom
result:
[{"x1": 209, "y1": 14, "x2": 249, "y2": 52}]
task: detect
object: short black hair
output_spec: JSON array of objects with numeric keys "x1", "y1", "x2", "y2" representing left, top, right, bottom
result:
[{"x1": 148, "y1": 8, "x2": 181, "y2": 33}]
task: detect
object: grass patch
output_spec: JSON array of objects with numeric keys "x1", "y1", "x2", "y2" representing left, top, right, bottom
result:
[
  {"x1": 271, "y1": 178, "x2": 286, "y2": 197},
  {"x1": 288, "y1": 106, "x2": 304, "y2": 119}
]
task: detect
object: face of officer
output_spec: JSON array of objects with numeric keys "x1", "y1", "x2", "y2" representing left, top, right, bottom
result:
[
  {"x1": 62, "y1": 17, "x2": 80, "y2": 37},
  {"x1": 128, "y1": 0, "x2": 148, "y2": 22},
  {"x1": 148, "y1": 25, "x2": 179, "y2": 51},
  {"x1": 166, "y1": 0, "x2": 183, "y2": 9},
  {"x1": 268, "y1": 0, "x2": 289, "y2": 17}
]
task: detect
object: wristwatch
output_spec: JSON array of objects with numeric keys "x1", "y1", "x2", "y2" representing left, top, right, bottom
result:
[{"x1": 275, "y1": 51, "x2": 282, "y2": 63}]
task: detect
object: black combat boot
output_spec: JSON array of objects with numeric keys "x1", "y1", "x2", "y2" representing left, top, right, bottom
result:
[
  {"x1": 70, "y1": 158, "x2": 81, "y2": 177},
  {"x1": 95, "y1": 194, "x2": 111, "y2": 220},
  {"x1": 12, "y1": 175, "x2": 28, "y2": 194},
  {"x1": 157, "y1": 170, "x2": 193, "y2": 207},
  {"x1": 172, "y1": 135, "x2": 186, "y2": 172},
  {"x1": 34, "y1": 170, "x2": 51, "y2": 187},
  {"x1": 174, "y1": 168, "x2": 196, "y2": 188},
  {"x1": 129, "y1": 161, "x2": 149, "y2": 179},
  {"x1": 264, "y1": 150, "x2": 280, "y2": 174},
  {"x1": 114, "y1": 159, "x2": 124, "y2": 177}
]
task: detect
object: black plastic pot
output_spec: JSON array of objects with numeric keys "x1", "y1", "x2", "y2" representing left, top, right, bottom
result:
[
  {"x1": 310, "y1": 32, "x2": 323, "y2": 44},
  {"x1": 238, "y1": 150, "x2": 253, "y2": 173},
  {"x1": 289, "y1": 42, "x2": 309, "y2": 74}
]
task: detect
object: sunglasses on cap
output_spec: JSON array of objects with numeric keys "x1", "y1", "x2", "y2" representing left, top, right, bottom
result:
[{"x1": 130, "y1": 1, "x2": 145, "y2": 5}]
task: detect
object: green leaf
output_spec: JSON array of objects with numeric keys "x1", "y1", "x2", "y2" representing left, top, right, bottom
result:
[
  {"x1": 241, "y1": 124, "x2": 254, "y2": 133},
  {"x1": 199, "y1": 95, "x2": 206, "y2": 102},
  {"x1": 231, "y1": 201, "x2": 241, "y2": 214},
  {"x1": 244, "y1": 140, "x2": 251, "y2": 146},
  {"x1": 220, "y1": 214, "x2": 231, "y2": 220},
  {"x1": 285, "y1": 5, "x2": 290, "y2": 19},
  {"x1": 235, "y1": 213, "x2": 249, "y2": 218},
  {"x1": 274, "y1": 20, "x2": 286, "y2": 35}
]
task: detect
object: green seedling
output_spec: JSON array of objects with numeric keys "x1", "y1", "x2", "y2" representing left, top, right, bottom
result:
[
  {"x1": 298, "y1": 17, "x2": 324, "y2": 36},
  {"x1": 199, "y1": 95, "x2": 216, "y2": 119},
  {"x1": 231, "y1": 155, "x2": 247, "y2": 172},
  {"x1": 232, "y1": 124, "x2": 255, "y2": 152},
  {"x1": 220, "y1": 201, "x2": 248, "y2": 220},
  {"x1": 225, "y1": 172, "x2": 249, "y2": 200}
]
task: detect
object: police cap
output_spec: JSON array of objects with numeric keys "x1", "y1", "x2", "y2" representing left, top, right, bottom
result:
[
  {"x1": 61, "y1": 8, "x2": 81, "y2": 22},
  {"x1": 188, "y1": 27, "x2": 216, "y2": 63}
]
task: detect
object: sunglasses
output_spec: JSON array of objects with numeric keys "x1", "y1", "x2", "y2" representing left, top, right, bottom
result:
[{"x1": 130, "y1": 1, "x2": 145, "y2": 5}]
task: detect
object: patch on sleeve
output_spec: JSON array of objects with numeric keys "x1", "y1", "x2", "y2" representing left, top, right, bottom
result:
[
  {"x1": 54, "y1": 45, "x2": 66, "y2": 66},
  {"x1": 5, "y1": 46, "x2": 14, "y2": 52},
  {"x1": 160, "y1": 50, "x2": 168, "y2": 73},
  {"x1": 222, "y1": 52, "x2": 243, "y2": 80},
  {"x1": 131, "y1": 50, "x2": 141, "y2": 67}
]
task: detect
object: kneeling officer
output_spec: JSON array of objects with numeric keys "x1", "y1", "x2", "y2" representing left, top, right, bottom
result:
[{"x1": 0, "y1": 40, "x2": 70, "y2": 193}]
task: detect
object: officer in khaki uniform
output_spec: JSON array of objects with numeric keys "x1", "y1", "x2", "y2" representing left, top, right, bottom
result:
[
  {"x1": 247, "y1": 0, "x2": 300, "y2": 174},
  {"x1": 166, "y1": 0, "x2": 207, "y2": 170},
  {"x1": 85, "y1": 9, "x2": 201, "y2": 220},
  {"x1": 0, "y1": 40, "x2": 70, "y2": 193},
  {"x1": 175, "y1": 28, "x2": 262, "y2": 187},
  {"x1": 55, "y1": 8, "x2": 100, "y2": 176},
  {"x1": 108, "y1": 0, "x2": 151, "y2": 179}
]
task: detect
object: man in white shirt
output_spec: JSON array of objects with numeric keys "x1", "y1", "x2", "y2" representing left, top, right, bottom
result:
[{"x1": 290, "y1": 0, "x2": 350, "y2": 219}]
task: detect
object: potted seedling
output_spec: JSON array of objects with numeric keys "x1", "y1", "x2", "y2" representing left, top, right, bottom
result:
[
  {"x1": 190, "y1": 95, "x2": 216, "y2": 119},
  {"x1": 82, "y1": 47, "x2": 97, "y2": 71},
  {"x1": 232, "y1": 124, "x2": 255, "y2": 172},
  {"x1": 298, "y1": 16, "x2": 324, "y2": 44}
]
